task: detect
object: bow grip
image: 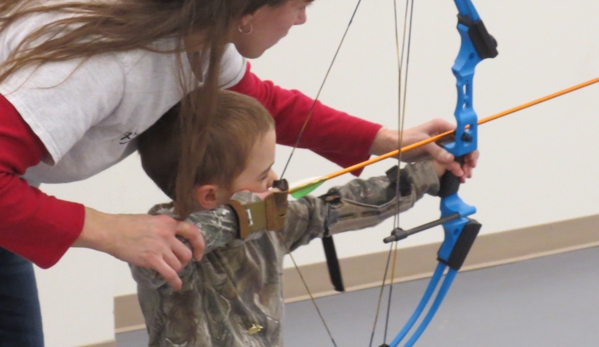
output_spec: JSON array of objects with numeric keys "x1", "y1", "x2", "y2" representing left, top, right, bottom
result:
[
  {"x1": 437, "y1": 154, "x2": 479, "y2": 270},
  {"x1": 438, "y1": 155, "x2": 465, "y2": 198}
]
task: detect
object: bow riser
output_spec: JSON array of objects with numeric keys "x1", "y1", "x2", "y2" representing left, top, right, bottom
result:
[{"x1": 449, "y1": 24, "x2": 480, "y2": 157}]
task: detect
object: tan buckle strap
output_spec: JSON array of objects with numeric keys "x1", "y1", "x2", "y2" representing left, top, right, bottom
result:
[
  {"x1": 265, "y1": 190, "x2": 288, "y2": 231},
  {"x1": 226, "y1": 180, "x2": 289, "y2": 240}
]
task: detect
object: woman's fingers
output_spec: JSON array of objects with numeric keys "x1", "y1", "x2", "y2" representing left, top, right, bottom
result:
[
  {"x1": 149, "y1": 256, "x2": 182, "y2": 290},
  {"x1": 77, "y1": 209, "x2": 204, "y2": 290},
  {"x1": 176, "y1": 222, "x2": 204, "y2": 261}
]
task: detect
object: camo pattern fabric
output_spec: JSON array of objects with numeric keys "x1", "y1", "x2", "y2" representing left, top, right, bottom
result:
[{"x1": 130, "y1": 161, "x2": 439, "y2": 347}]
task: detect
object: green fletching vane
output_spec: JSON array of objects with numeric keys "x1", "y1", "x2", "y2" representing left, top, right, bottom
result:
[{"x1": 290, "y1": 179, "x2": 326, "y2": 199}]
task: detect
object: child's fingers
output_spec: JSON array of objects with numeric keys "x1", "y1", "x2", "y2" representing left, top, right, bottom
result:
[
  {"x1": 423, "y1": 142, "x2": 454, "y2": 164},
  {"x1": 464, "y1": 150, "x2": 479, "y2": 168},
  {"x1": 446, "y1": 161, "x2": 464, "y2": 178}
]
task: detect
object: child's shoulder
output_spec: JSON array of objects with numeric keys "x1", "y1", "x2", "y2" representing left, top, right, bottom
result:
[{"x1": 147, "y1": 202, "x2": 177, "y2": 217}]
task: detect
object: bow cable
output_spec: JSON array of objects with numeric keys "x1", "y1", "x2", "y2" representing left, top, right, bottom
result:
[
  {"x1": 368, "y1": 0, "x2": 416, "y2": 346},
  {"x1": 279, "y1": 0, "x2": 364, "y2": 179},
  {"x1": 279, "y1": 1, "x2": 366, "y2": 346}
]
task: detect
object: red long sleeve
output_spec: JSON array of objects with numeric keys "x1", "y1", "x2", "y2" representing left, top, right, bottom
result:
[
  {"x1": 0, "y1": 94, "x2": 84, "y2": 268},
  {"x1": 228, "y1": 62, "x2": 382, "y2": 176}
]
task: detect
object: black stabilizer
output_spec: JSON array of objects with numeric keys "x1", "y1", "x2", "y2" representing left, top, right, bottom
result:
[
  {"x1": 383, "y1": 227, "x2": 409, "y2": 243},
  {"x1": 458, "y1": 15, "x2": 498, "y2": 59},
  {"x1": 322, "y1": 236, "x2": 345, "y2": 292},
  {"x1": 438, "y1": 219, "x2": 481, "y2": 270}
]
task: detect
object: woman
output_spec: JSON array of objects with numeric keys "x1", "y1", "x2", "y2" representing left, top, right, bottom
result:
[{"x1": 0, "y1": 0, "x2": 475, "y2": 345}]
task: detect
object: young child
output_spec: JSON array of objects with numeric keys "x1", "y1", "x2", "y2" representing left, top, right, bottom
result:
[{"x1": 131, "y1": 90, "x2": 445, "y2": 347}]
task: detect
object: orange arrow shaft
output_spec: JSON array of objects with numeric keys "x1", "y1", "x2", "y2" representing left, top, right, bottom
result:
[{"x1": 289, "y1": 76, "x2": 599, "y2": 194}]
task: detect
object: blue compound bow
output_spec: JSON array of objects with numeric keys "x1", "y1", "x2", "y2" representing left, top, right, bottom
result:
[
  {"x1": 280, "y1": 1, "x2": 498, "y2": 346},
  {"x1": 382, "y1": 1, "x2": 498, "y2": 346}
]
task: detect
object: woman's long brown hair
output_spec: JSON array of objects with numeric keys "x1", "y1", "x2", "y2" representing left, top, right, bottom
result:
[{"x1": 0, "y1": 0, "x2": 287, "y2": 218}]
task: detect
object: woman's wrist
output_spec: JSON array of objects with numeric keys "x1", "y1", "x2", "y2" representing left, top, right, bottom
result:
[
  {"x1": 369, "y1": 128, "x2": 397, "y2": 156},
  {"x1": 72, "y1": 207, "x2": 114, "y2": 254}
]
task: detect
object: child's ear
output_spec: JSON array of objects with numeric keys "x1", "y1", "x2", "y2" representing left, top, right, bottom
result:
[{"x1": 195, "y1": 185, "x2": 218, "y2": 210}]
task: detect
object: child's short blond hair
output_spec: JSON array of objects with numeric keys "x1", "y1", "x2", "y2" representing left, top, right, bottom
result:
[{"x1": 138, "y1": 90, "x2": 275, "y2": 203}]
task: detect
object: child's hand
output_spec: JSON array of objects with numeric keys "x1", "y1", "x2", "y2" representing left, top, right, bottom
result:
[{"x1": 432, "y1": 150, "x2": 479, "y2": 183}]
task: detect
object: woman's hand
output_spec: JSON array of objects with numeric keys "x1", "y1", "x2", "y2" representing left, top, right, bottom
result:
[
  {"x1": 432, "y1": 150, "x2": 478, "y2": 183},
  {"x1": 369, "y1": 118, "x2": 479, "y2": 180},
  {"x1": 73, "y1": 208, "x2": 205, "y2": 290}
]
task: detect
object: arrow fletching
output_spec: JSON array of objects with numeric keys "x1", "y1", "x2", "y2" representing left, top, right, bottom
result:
[{"x1": 289, "y1": 177, "x2": 328, "y2": 199}]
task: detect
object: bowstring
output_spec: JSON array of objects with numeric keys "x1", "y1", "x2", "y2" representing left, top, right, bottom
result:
[
  {"x1": 281, "y1": 1, "x2": 365, "y2": 346},
  {"x1": 280, "y1": 0, "x2": 417, "y2": 345},
  {"x1": 286, "y1": 249, "x2": 339, "y2": 347},
  {"x1": 279, "y1": 0, "x2": 364, "y2": 180},
  {"x1": 368, "y1": 0, "x2": 415, "y2": 345}
]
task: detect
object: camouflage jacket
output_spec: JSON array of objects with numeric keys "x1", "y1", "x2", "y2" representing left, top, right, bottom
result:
[{"x1": 130, "y1": 161, "x2": 439, "y2": 347}]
